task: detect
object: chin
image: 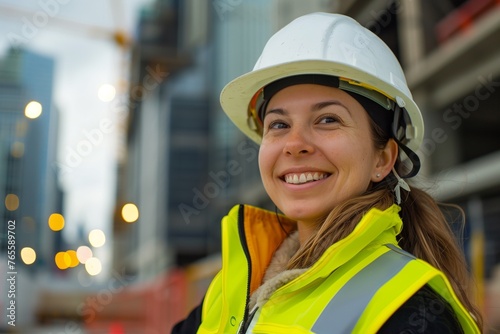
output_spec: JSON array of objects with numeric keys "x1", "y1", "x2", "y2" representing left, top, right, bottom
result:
[{"x1": 281, "y1": 205, "x2": 327, "y2": 224}]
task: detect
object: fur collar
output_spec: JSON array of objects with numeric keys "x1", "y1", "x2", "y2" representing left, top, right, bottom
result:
[{"x1": 248, "y1": 231, "x2": 307, "y2": 311}]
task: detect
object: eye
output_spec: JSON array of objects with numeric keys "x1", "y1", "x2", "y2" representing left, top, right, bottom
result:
[
  {"x1": 269, "y1": 121, "x2": 289, "y2": 129},
  {"x1": 318, "y1": 115, "x2": 341, "y2": 124}
]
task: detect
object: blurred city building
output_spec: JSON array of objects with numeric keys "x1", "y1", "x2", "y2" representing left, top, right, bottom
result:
[
  {"x1": 114, "y1": 0, "x2": 209, "y2": 280},
  {"x1": 0, "y1": 47, "x2": 63, "y2": 328},
  {"x1": 0, "y1": 47, "x2": 63, "y2": 268}
]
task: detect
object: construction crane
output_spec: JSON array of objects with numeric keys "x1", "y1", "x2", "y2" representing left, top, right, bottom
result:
[
  {"x1": 0, "y1": 0, "x2": 133, "y2": 93},
  {"x1": 0, "y1": 1, "x2": 131, "y2": 47}
]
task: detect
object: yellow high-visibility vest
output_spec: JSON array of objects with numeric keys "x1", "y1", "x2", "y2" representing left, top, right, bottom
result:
[{"x1": 198, "y1": 204, "x2": 480, "y2": 333}]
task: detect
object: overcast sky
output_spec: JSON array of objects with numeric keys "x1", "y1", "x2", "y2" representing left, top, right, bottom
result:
[{"x1": 0, "y1": 0, "x2": 150, "y2": 251}]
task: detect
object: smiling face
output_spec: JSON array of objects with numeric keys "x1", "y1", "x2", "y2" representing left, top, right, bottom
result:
[{"x1": 258, "y1": 84, "x2": 395, "y2": 229}]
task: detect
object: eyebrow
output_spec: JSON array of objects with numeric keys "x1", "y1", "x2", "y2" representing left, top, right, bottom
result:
[
  {"x1": 313, "y1": 100, "x2": 349, "y2": 113},
  {"x1": 265, "y1": 100, "x2": 351, "y2": 118}
]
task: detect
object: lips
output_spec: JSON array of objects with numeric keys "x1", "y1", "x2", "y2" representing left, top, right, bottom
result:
[{"x1": 283, "y1": 172, "x2": 330, "y2": 185}]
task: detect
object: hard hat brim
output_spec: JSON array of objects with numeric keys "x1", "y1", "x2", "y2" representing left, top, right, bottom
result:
[{"x1": 220, "y1": 59, "x2": 424, "y2": 153}]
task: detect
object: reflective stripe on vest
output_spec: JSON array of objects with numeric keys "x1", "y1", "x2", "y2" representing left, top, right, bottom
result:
[{"x1": 312, "y1": 246, "x2": 413, "y2": 333}]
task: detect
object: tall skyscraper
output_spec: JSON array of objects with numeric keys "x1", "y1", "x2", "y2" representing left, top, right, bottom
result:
[{"x1": 0, "y1": 47, "x2": 61, "y2": 269}]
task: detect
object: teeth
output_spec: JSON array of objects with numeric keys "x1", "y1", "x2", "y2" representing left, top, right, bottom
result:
[{"x1": 285, "y1": 172, "x2": 328, "y2": 184}]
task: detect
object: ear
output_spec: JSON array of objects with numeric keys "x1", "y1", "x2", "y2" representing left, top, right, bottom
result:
[{"x1": 371, "y1": 139, "x2": 398, "y2": 182}]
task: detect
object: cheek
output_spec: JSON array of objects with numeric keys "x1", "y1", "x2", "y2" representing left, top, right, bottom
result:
[
  {"x1": 258, "y1": 142, "x2": 279, "y2": 181},
  {"x1": 258, "y1": 145, "x2": 270, "y2": 178},
  {"x1": 351, "y1": 145, "x2": 379, "y2": 183},
  {"x1": 323, "y1": 137, "x2": 358, "y2": 163},
  {"x1": 327, "y1": 136, "x2": 376, "y2": 173}
]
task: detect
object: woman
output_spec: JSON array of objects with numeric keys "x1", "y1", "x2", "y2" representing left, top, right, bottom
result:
[{"x1": 173, "y1": 12, "x2": 482, "y2": 333}]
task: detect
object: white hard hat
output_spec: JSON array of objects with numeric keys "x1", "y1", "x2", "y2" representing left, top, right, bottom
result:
[{"x1": 220, "y1": 12, "x2": 424, "y2": 176}]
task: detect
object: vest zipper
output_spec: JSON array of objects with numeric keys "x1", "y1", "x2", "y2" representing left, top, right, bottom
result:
[
  {"x1": 239, "y1": 306, "x2": 258, "y2": 333},
  {"x1": 237, "y1": 205, "x2": 251, "y2": 333}
]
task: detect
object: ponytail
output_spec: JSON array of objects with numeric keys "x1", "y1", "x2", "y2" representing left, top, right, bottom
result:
[{"x1": 399, "y1": 186, "x2": 483, "y2": 329}]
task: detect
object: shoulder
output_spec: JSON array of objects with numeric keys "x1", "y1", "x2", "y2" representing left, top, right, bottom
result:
[{"x1": 378, "y1": 285, "x2": 464, "y2": 334}]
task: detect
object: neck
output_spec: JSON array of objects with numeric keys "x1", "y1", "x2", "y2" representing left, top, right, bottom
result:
[{"x1": 296, "y1": 220, "x2": 320, "y2": 245}]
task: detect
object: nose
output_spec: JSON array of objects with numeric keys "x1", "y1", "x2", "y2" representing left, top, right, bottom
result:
[{"x1": 283, "y1": 127, "x2": 315, "y2": 156}]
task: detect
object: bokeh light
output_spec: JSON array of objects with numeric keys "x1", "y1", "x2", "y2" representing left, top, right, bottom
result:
[
  {"x1": 20, "y1": 247, "x2": 36, "y2": 265},
  {"x1": 66, "y1": 250, "x2": 80, "y2": 268},
  {"x1": 76, "y1": 246, "x2": 93, "y2": 264},
  {"x1": 121, "y1": 203, "x2": 139, "y2": 223},
  {"x1": 55, "y1": 251, "x2": 71, "y2": 270},
  {"x1": 98, "y1": 84, "x2": 116, "y2": 102},
  {"x1": 85, "y1": 257, "x2": 102, "y2": 276},
  {"x1": 48, "y1": 213, "x2": 65, "y2": 231},
  {"x1": 25, "y1": 101, "x2": 42, "y2": 119},
  {"x1": 89, "y1": 229, "x2": 106, "y2": 247},
  {"x1": 10, "y1": 141, "x2": 25, "y2": 158},
  {"x1": 5, "y1": 194, "x2": 19, "y2": 211}
]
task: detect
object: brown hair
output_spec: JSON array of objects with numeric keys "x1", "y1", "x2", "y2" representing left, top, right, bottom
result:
[{"x1": 286, "y1": 118, "x2": 483, "y2": 329}]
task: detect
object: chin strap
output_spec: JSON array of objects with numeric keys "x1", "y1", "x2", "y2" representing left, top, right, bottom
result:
[
  {"x1": 391, "y1": 105, "x2": 421, "y2": 178},
  {"x1": 392, "y1": 167, "x2": 410, "y2": 204}
]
